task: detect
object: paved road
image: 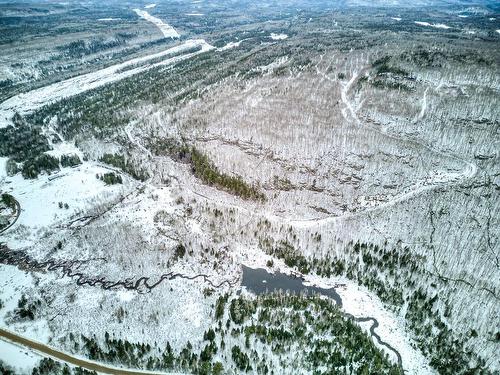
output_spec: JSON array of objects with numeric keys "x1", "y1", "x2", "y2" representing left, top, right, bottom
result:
[{"x1": 0, "y1": 328, "x2": 174, "y2": 375}]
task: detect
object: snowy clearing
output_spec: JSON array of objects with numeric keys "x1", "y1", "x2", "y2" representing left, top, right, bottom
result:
[
  {"x1": 1, "y1": 162, "x2": 131, "y2": 247},
  {"x1": 270, "y1": 33, "x2": 288, "y2": 40},
  {"x1": 391, "y1": 17, "x2": 402, "y2": 21},
  {"x1": 133, "y1": 9, "x2": 180, "y2": 39},
  {"x1": 144, "y1": 4, "x2": 156, "y2": 9},
  {"x1": 186, "y1": 13, "x2": 203, "y2": 16},
  {"x1": 0, "y1": 338, "x2": 42, "y2": 373},
  {"x1": 415, "y1": 21, "x2": 451, "y2": 29},
  {"x1": 217, "y1": 40, "x2": 242, "y2": 51}
]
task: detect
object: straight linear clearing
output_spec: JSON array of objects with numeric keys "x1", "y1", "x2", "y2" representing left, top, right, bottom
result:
[{"x1": 0, "y1": 39, "x2": 213, "y2": 128}]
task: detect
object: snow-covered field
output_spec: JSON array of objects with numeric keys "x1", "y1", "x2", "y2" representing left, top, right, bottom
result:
[
  {"x1": 0, "y1": 339, "x2": 42, "y2": 374},
  {"x1": 270, "y1": 33, "x2": 288, "y2": 40},
  {"x1": 217, "y1": 40, "x2": 242, "y2": 51},
  {"x1": 1, "y1": 162, "x2": 131, "y2": 248}
]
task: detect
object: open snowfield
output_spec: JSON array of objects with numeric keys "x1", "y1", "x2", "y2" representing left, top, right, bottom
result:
[
  {"x1": 1, "y1": 161, "x2": 132, "y2": 248},
  {"x1": 217, "y1": 41, "x2": 242, "y2": 51},
  {"x1": 270, "y1": 33, "x2": 288, "y2": 40},
  {"x1": 414, "y1": 21, "x2": 451, "y2": 29},
  {"x1": 0, "y1": 339, "x2": 42, "y2": 374}
]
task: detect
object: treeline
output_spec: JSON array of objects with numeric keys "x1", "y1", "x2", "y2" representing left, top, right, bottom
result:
[
  {"x1": 362, "y1": 55, "x2": 414, "y2": 92},
  {"x1": 6, "y1": 152, "x2": 82, "y2": 179},
  {"x1": 56, "y1": 35, "x2": 132, "y2": 59},
  {"x1": 0, "y1": 112, "x2": 83, "y2": 179},
  {"x1": 99, "y1": 153, "x2": 148, "y2": 181},
  {"x1": 1, "y1": 193, "x2": 16, "y2": 210},
  {"x1": 14, "y1": 294, "x2": 41, "y2": 321},
  {"x1": 220, "y1": 293, "x2": 402, "y2": 374},
  {"x1": 96, "y1": 172, "x2": 122, "y2": 185},
  {"x1": 31, "y1": 358, "x2": 97, "y2": 375},
  {"x1": 399, "y1": 47, "x2": 493, "y2": 68},
  {"x1": 72, "y1": 332, "x2": 224, "y2": 375},
  {"x1": 190, "y1": 147, "x2": 265, "y2": 201},
  {"x1": 150, "y1": 139, "x2": 265, "y2": 200},
  {"x1": 0, "y1": 113, "x2": 50, "y2": 162}
]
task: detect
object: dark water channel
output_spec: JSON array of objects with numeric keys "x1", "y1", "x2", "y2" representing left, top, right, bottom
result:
[{"x1": 241, "y1": 265, "x2": 342, "y2": 306}]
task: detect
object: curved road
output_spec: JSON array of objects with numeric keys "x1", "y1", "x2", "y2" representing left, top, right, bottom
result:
[
  {"x1": 0, "y1": 327, "x2": 173, "y2": 375},
  {"x1": 0, "y1": 195, "x2": 20, "y2": 234}
]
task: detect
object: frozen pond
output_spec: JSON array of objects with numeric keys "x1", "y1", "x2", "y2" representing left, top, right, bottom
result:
[{"x1": 241, "y1": 265, "x2": 342, "y2": 306}]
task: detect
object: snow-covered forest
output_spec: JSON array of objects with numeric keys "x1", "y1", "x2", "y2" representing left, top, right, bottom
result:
[{"x1": 0, "y1": 0, "x2": 499, "y2": 374}]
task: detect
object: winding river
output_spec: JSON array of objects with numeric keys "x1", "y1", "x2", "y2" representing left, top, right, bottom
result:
[{"x1": 0, "y1": 246, "x2": 238, "y2": 292}]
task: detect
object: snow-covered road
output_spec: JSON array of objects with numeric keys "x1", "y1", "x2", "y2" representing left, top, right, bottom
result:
[{"x1": 0, "y1": 327, "x2": 180, "y2": 375}]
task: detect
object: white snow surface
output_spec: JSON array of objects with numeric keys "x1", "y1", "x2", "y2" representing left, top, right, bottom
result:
[
  {"x1": 186, "y1": 13, "x2": 203, "y2": 16},
  {"x1": 218, "y1": 40, "x2": 242, "y2": 51},
  {"x1": 0, "y1": 339, "x2": 42, "y2": 373},
  {"x1": 97, "y1": 18, "x2": 120, "y2": 21},
  {"x1": 1, "y1": 162, "x2": 130, "y2": 247},
  {"x1": 144, "y1": 3, "x2": 156, "y2": 9},
  {"x1": 270, "y1": 33, "x2": 288, "y2": 40},
  {"x1": 0, "y1": 157, "x2": 7, "y2": 179},
  {"x1": 133, "y1": 9, "x2": 180, "y2": 38},
  {"x1": 0, "y1": 265, "x2": 52, "y2": 350},
  {"x1": 415, "y1": 21, "x2": 451, "y2": 29},
  {"x1": 391, "y1": 17, "x2": 402, "y2": 21}
]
